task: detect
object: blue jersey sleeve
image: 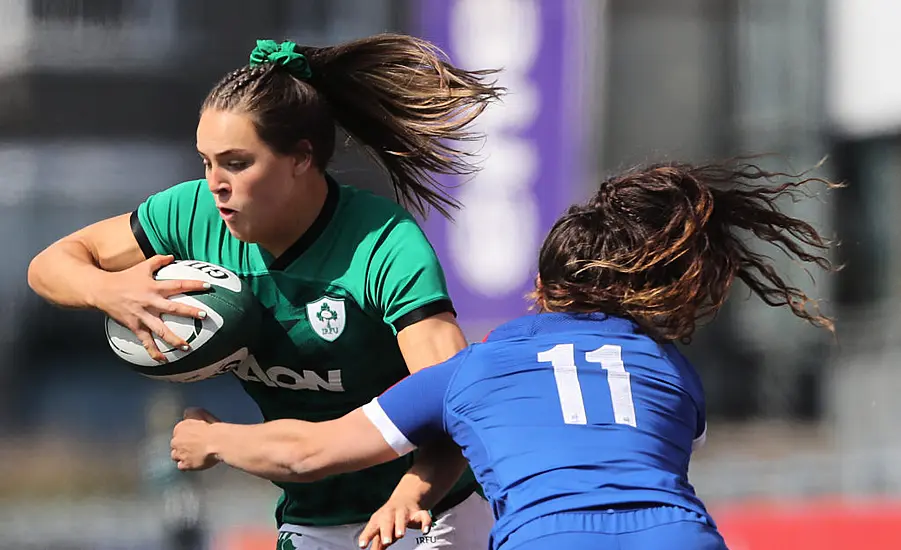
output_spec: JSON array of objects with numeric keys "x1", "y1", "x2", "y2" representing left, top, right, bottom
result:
[
  {"x1": 692, "y1": 386, "x2": 707, "y2": 449},
  {"x1": 664, "y1": 344, "x2": 707, "y2": 447},
  {"x1": 685, "y1": 359, "x2": 707, "y2": 444},
  {"x1": 361, "y1": 348, "x2": 471, "y2": 455}
]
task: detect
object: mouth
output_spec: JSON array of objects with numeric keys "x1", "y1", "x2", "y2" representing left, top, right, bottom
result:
[{"x1": 218, "y1": 207, "x2": 238, "y2": 221}]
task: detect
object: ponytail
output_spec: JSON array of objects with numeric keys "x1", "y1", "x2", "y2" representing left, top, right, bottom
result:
[
  {"x1": 203, "y1": 34, "x2": 504, "y2": 219},
  {"x1": 535, "y1": 160, "x2": 839, "y2": 342}
]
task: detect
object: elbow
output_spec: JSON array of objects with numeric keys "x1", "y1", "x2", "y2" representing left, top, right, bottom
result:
[
  {"x1": 26, "y1": 251, "x2": 48, "y2": 295},
  {"x1": 27, "y1": 244, "x2": 64, "y2": 298}
]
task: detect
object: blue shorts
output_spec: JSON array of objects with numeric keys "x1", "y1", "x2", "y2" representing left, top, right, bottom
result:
[{"x1": 502, "y1": 505, "x2": 727, "y2": 550}]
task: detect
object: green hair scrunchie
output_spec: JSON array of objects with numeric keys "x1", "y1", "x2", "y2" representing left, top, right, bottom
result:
[{"x1": 249, "y1": 39, "x2": 312, "y2": 80}]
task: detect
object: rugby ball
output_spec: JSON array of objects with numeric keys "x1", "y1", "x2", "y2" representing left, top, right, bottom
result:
[{"x1": 104, "y1": 260, "x2": 260, "y2": 383}]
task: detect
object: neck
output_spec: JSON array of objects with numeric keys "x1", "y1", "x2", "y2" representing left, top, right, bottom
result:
[{"x1": 259, "y1": 171, "x2": 330, "y2": 258}]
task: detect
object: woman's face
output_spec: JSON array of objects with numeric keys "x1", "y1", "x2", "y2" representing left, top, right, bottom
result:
[{"x1": 196, "y1": 108, "x2": 308, "y2": 244}]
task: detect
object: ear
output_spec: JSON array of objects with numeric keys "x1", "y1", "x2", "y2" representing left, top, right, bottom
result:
[{"x1": 292, "y1": 139, "x2": 314, "y2": 176}]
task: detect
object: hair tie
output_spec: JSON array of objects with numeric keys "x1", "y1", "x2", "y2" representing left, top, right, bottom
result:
[{"x1": 249, "y1": 39, "x2": 312, "y2": 80}]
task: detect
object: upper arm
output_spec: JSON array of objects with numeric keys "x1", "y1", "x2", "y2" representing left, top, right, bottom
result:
[
  {"x1": 42, "y1": 181, "x2": 206, "y2": 272},
  {"x1": 681, "y1": 353, "x2": 707, "y2": 450},
  {"x1": 666, "y1": 345, "x2": 707, "y2": 451},
  {"x1": 692, "y1": 387, "x2": 707, "y2": 450},
  {"x1": 692, "y1": 373, "x2": 707, "y2": 446},
  {"x1": 397, "y1": 312, "x2": 467, "y2": 373},
  {"x1": 365, "y1": 216, "x2": 456, "y2": 335},
  {"x1": 692, "y1": 423, "x2": 707, "y2": 451},
  {"x1": 132, "y1": 180, "x2": 207, "y2": 260},
  {"x1": 60, "y1": 180, "x2": 207, "y2": 272},
  {"x1": 62, "y1": 213, "x2": 146, "y2": 272},
  {"x1": 362, "y1": 352, "x2": 465, "y2": 453},
  {"x1": 364, "y1": 215, "x2": 464, "y2": 372}
]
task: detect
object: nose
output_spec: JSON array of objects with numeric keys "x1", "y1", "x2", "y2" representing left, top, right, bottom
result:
[{"x1": 207, "y1": 171, "x2": 230, "y2": 197}]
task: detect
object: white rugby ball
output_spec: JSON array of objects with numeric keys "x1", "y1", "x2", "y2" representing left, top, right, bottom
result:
[{"x1": 105, "y1": 260, "x2": 259, "y2": 382}]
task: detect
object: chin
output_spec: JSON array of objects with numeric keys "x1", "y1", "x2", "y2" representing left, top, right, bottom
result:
[{"x1": 224, "y1": 223, "x2": 255, "y2": 244}]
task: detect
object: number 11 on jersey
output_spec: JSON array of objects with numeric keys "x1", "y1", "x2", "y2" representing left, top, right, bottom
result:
[{"x1": 537, "y1": 344, "x2": 637, "y2": 427}]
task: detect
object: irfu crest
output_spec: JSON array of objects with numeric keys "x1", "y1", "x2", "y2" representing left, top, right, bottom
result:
[{"x1": 306, "y1": 297, "x2": 346, "y2": 342}]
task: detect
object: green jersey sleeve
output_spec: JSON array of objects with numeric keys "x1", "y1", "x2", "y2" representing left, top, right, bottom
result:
[
  {"x1": 132, "y1": 180, "x2": 208, "y2": 259},
  {"x1": 365, "y1": 215, "x2": 455, "y2": 333}
]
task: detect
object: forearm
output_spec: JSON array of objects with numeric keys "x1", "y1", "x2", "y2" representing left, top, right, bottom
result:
[
  {"x1": 392, "y1": 313, "x2": 471, "y2": 508},
  {"x1": 27, "y1": 241, "x2": 110, "y2": 308},
  {"x1": 391, "y1": 438, "x2": 468, "y2": 510},
  {"x1": 206, "y1": 420, "x2": 328, "y2": 483}
]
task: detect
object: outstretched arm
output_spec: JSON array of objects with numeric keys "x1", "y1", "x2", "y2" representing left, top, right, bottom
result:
[
  {"x1": 170, "y1": 355, "x2": 463, "y2": 483},
  {"x1": 171, "y1": 408, "x2": 400, "y2": 483}
]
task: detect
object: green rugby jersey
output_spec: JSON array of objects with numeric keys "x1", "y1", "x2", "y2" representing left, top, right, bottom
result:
[{"x1": 132, "y1": 176, "x2": 478, "y2": 526}]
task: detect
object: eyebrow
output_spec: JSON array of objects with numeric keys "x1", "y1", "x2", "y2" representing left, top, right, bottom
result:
[{"x1": 196, "y1": 148, "x2": 250, "y2": 158}]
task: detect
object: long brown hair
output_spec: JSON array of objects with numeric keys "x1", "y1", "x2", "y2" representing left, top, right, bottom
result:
[
  {"x1": 534, "y1": 160, "x2": 838, "y2": 342},
  {"x1": 202, "y1": 33, "x2": 504, "y2": 218}
]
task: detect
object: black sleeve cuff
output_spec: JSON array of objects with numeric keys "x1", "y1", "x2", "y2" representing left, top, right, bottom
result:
[
  {"x1": 130, "y1": 210, "x2": 157, "y2": 259},
  {"x1": 392, "y1": 299, "x2": 457, "y2": 333}
]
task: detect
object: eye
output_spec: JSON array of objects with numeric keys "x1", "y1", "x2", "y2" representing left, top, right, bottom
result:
[
  {"x1": 226, "y1": 159, "x2": 250, "y2": 171},
  {"x1": 199, "y1": 157, "x2": 211, "y2": 170}
]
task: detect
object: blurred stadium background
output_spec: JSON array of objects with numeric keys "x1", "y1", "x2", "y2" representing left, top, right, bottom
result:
[{"x1": 1, "y1": 0, "x2": 900, "y2": 548}]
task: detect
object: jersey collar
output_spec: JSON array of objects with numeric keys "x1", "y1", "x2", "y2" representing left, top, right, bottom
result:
[
  {"x1": 266, "y1": 174, "x2": 340, "y2": 271},
  {"x1": 485, "y1": 312, "x2": 640, "y2": 342}
]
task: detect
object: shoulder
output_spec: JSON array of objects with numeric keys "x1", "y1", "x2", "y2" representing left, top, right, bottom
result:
[
  {"x1": 336, "y1": 184, "x2": 425, "y2": 237},
  {"x1": 436, "y1": 345, "x2": 477, "y2": 393},
  {"x1": 149, "y1": 179, "x2": 208, "y2": 200},
  {"x1": 332, "y1": 183, "x2": 435, "y2": 261},
  {"x1": 338, "y1": 183, "x2": 416, "y2": 221},
  {"x1": 140, "y1": 179, "x2": 215, "y2": 213},
  {"x1": 451, "y1": 337, "x2": 510, "y2": 374},
  {"x1": 660, "y1": 344, "x2": 705, "y2": 398},
  {"x1": 135, "y1": 179, "x2": 235, "y2": 261}
]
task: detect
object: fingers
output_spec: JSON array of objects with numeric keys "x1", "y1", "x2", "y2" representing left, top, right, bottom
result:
[
  {"x1": 170, "y1": 445, "x2": 188, "y2": 469},
  {"x1": 157, "y1": 278, "x2": 212, "y2": 297},
  {"x1": 153, "y1": 295, "x2": 208, "y2": 321},
  {"x1": 358, "y1": 514, "x2": 394, "y2": 550},
  {"x1": 183, "y1": 407, "x2": 207, "y2": 421},
  {"x1": 394, "y1": 508, "x2": 408, "y2": 540},
  {"x1": 183, "y1": 407, "x2": 219, "y2": 423},
  {"x1": 359, "y1": 507, "x2": 434, "y2": 549},
  {"x1": 145, "y1": 254, "x2": 175, "y2": 272},
  {"x1": 377, "y1": 511, "x2": 397, "y2": 549},
  {"x1": 136, "y1": 296, "x2": 210, "y2": 359},
  {"x1": 142, "y1": 314, "x2": 189, "y2": 353},
  {"x1": 410, "y1": 510, "x2": 432, "y2": 534},
  {"x1": 359, "y1": 519, "x2": 377, "y2": 549},
  {"x1": 133, "y1": 326, "x2": 166, "y2": 362}
]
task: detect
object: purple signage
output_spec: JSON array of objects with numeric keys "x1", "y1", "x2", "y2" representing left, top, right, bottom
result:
[{"x1": 418, "y1": 0, "x2": 590, "y2": 336}]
